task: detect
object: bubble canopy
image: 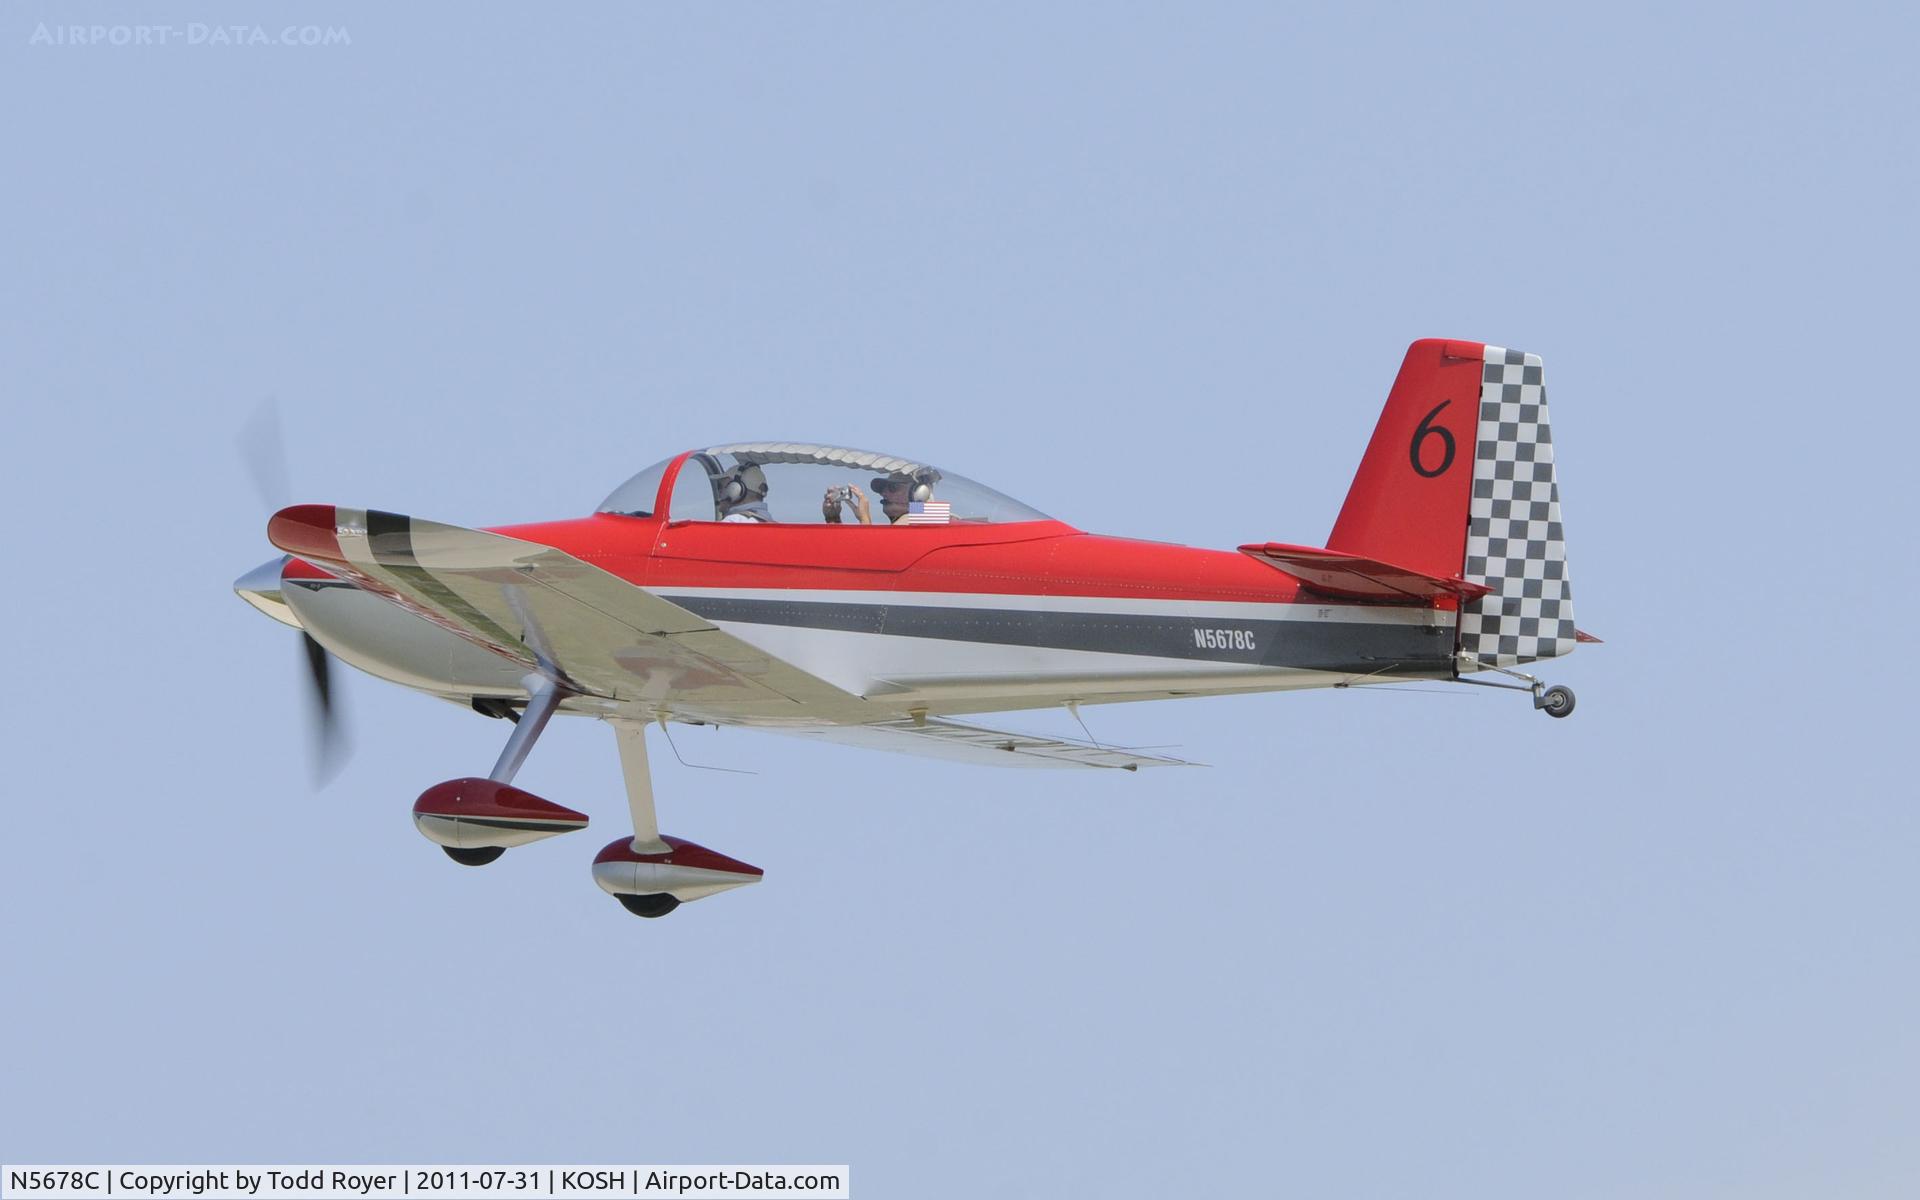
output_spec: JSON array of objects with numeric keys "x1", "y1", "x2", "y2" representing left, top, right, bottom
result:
[{"x1": 597, "y1": 442, "x2": 1052, "y2": 526}]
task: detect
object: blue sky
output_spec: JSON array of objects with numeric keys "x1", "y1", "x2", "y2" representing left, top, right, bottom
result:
[{"x1": 4, "y1": 4, "x2": 1917, "y2": 1197}]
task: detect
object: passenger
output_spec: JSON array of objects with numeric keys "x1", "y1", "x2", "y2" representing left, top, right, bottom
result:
[
  {"x1": 718, "y1": 464, "x2": 775, "y2": 523},
  {"x1": 822, "y1": 474, "x2": 928, "y2": 525}
]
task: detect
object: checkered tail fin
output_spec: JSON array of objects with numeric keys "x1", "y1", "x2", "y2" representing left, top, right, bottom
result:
[{"x1": 1456, "y1": 345, "x2": 1577, "y2": 667}]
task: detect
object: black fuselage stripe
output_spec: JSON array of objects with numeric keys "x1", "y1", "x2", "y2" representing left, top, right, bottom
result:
[{"x1": 660, "y1": 595, "x2": 1455, "y2": 674}]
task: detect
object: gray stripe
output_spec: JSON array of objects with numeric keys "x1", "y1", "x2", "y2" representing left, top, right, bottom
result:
[
  {"x1": 429, "y1": 816, "x2": 587, "y2": 833},
  {"x1": 660, "y1": 595, "x2": 1454, "y2": 675}
]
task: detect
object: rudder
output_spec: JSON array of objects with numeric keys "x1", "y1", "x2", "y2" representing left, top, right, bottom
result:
[{"x1": 1458, "y1": 345, "x2": 1577, "y2": 667}]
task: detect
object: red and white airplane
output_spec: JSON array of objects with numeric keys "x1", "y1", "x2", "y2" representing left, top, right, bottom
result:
[{"x1": 236, "y1": 339, "x2": 1593, "y2": 917}]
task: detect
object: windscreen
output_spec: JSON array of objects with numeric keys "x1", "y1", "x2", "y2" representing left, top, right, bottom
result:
[{"x1": 596, "y1": 457, "x2": 676, "y2": 517}]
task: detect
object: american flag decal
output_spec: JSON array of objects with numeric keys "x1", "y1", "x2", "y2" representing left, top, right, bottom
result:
[{"x1": 905, "y1": 501, "x2": 952, "y2": 525}]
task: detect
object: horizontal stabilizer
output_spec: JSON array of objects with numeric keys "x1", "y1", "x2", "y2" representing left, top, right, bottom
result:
[{"x1": 1238, "y1": 543, "x2": 1492, "y2": 602}]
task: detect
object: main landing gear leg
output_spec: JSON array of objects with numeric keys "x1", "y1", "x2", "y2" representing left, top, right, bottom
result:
[
  {"x1": 489, "y1": 674, "x2": 564, "y2": 784},
  {"x1": 613, "y1": 719, "x2": 672, "y2": 857},
  {"x1": 1457, "y1": 658, "x2": 1577, "y2": 719}
]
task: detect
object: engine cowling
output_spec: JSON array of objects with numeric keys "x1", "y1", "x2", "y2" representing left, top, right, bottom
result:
[
  {"x1": 592, "y1": 836, "x2": 763, "y2": 906},
  {"x1": 413, "y1": 777, "x2": 589, "y2": 851}
]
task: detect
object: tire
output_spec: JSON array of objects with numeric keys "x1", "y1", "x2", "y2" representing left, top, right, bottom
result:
[
  {"x1": 443, "y1": 845, "x2": 506, "y2": 867},
  {"x1": 616, "y1": 892, "x2": 681, "y2": 919},
  {"x1": 1541, "y1": 685, "x2": 1576, "y2": 719}
]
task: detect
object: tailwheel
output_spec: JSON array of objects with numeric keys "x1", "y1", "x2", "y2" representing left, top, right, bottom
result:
[
  {"x1": 616, "y1": 892, "x2": 681, "y2": 919},
  {"x1": 443, "y1": 845, "x2": 506, "y2": 867},
  {"x1": 1458, "y1": 657, "x2": 1581, "y2": 720},
  {"x1": 1539, "y1": 685, "x2": 1576, "y2": 719}
]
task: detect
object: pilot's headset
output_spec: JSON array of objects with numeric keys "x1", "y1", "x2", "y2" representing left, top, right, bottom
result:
[
  {"x1": 875, "y1": 472, "x2": 934, "y2": 502},
  {"x1": 720, "y1": 463, "x2": 769, "y2": 505}
]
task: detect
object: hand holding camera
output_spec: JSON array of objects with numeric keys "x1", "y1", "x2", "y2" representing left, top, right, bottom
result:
[{"x1": 822, "y1": 483, "x2": 868, "y2": 524}]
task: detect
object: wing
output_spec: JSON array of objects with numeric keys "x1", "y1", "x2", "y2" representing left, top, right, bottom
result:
[
  {"x1": 268, "y1": 505, "x2": 872, "y2": 723},
  {"x1": 776, "y1": 716, "x2": 1195, "y2": 770}
]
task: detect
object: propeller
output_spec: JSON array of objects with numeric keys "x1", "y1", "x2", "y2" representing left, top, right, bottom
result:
[
  {"x1": 301, "y1": 627, "x2": 348, "y2": 784},
  {"x1": 241, "y1": 398, "x2": 351, "y2": 784}
]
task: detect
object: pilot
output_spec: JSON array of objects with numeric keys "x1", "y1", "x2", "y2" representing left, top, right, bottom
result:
[
  {"x1": 718, "y1": 464, "x2": 775, "y2": 523},
  {"x1": 823, "y1": 474, "x2": 929, "y2": 525}
]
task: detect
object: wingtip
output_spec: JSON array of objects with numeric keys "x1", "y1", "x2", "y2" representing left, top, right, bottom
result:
[{"x1": 268, "y1": 504, "x2": 342, "y2": 561}]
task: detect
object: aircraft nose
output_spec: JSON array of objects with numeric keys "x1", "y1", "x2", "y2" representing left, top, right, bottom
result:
[{"x1": 235, "y1": 555, "x2": 303, "y2": 628}]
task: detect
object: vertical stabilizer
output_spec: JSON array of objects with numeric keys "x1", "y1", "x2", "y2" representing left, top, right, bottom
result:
[{"x1": 1326, "y1": 339, "x2": 1484, "y2": 580}]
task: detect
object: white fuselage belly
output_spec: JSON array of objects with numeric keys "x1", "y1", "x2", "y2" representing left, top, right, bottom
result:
[
  {"x1": 668, "y1": 586, "x2": 1448, "y2": 713},
  {"x1": 285, "y1": 576, "x2": 1455, "y2": 723}
]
